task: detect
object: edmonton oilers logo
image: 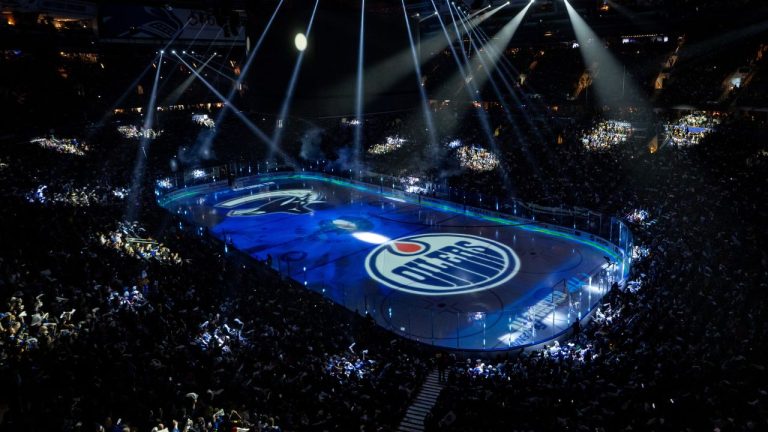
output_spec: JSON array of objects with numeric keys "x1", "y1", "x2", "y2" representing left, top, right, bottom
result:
[{"x1": 365, "y1": 234, "x2": 520, "y2": 296}]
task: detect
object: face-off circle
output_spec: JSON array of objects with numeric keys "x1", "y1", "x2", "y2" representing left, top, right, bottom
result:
[{"x1": 365, "y1": 233, "x2": 520, "y2": 296}]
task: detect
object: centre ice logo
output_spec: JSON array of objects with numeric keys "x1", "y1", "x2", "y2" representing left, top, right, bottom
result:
[{"x1": 365, "y1": 234, "x2": 520, "y2": 296}]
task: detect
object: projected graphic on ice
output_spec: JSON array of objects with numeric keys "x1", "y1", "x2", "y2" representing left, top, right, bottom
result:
[
  {"x1": 216, "y1": 189, "x2": 325, "y2": 217},
  {"x1": 365, "y1": 234, "x2": 520, "y2": 296},
  {"x1": 161, "y1": 174, "x2": 629, "y2": 350}
]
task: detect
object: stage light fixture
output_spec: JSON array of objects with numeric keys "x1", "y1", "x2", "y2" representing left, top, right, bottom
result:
[
  {"x1": 294, "y1": 33, "x2": 308, "y2": 51},
  {"x1": 171, "y1": 49, "x2": 176, "y2": 54}
]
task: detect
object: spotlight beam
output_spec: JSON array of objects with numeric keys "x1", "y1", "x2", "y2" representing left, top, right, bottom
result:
[
  {"x1": 163, "y1": 53, "x2": 217, "y2": 107},
  {"x1": 456, "y1": 9, "x2": 558, "y2": 197},
  {"x1": 157, "y1": 28, "x2": 224, "y2": 97},
  {"x1": 352, "y1": 0, "x2": 366, "y2": 173},
  {"x1": 466, "y1": 4, "x2": 491, "y2": 20},
  {"x1": 457, "y1": 7, "x2": 529, "y2": 92},
  {"x1": 190, "y1": 0, "x2": 285, "y2": 167},
  {"x1": 193, "y1": 55, "x2": 238, "y2": 83},
  {"x1": 418, "y1": 11, "x2": 439, "y2": 23},
  {"x1": 564, "y1": 0, "x2": 646, "y2": 109},
  {"x1": 440, "y1": 0, "x2": 510, "y2": 183},
  {"x1": 125, "y1": 51, "x2": 164, "y2": 222},
  {"x1": 458, "y1": 7, "x2": 552, "y2": 146},
  {"x1": 96, "y1": 60, "x2": 154, "y2": 131},
  {"x1": 326, "y1": 2, "x2": 506, "y2": 101},
  {"x1": 401, "y1": 0, "x2": 437, "y2": 150},
  {"x1": 431, "y1": 0, "x2": 496, "y2": 152},
  {"x1": 184, "y1": 22, "x2": 209, "y2": 51},
  {"x1": 94, "y1": 19, "x2": 192, "y2": 132},
  {"x1": 456, "y1": 4, "x2": 547, "y2": 126},
  {"x1": 463, "y1": 0, "x2": 532, "y2": 92},
  {"x1": 451, "y1": 3, "x2": 519, "y2": 138},
  {"x1": 270, "y1": 0, "x2": 320, "y2": 155},
  {"x1": 175, "y1": 53, "x2": 281, "y2": 156},
  {"x1": 452, "y1": 2, "x2": 542, "y2": 195}
]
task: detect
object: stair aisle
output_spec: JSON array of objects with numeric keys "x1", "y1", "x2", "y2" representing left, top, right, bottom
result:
[{"x1": 397, "y1": 369, "x2": 445, "y2": 432}]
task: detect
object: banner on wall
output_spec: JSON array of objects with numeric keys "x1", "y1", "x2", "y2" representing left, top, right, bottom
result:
[{"x1": 99, "y1": 5, "x2": 245, "y2": 45}]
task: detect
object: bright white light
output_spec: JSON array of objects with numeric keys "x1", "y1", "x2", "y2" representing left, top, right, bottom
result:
[
  {"x1": 585, "y1": 284, "x2": 603, "y2": 294},
  {"x1": 498, "y1": 332, "x2": 522, "y2": 344},
  {"x1": 294, "y1": 33, "x2": 308, "y2": 51},
  {"x1": 352, "y1": 232, "x2": 390, "y2": 244}
]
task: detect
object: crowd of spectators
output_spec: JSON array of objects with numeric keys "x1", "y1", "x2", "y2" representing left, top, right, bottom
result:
[
  {"x1": 191, "y1": 114, "x2": 216, "y2": 129},
  {"x1": 455, "y1": 145, "x2": 500, "y2": 172},
  {"x1": 30, "y1": 136, "x2": 89, "y2": 156},
  {"x1": 117, "y1": 125, "x2": 164, "y2": 140},
  {"x1": 96, "y1": 221, "x2": 183, "y2": 266},
  {"x1": 2, "y1": 16, "x2": 768, "y2": 431},
  {"x1": 0, "y1": 113, "x2": 433, "y2": 431},
  {"x1": 3, "y1": 98, "x2": 765, "y2": 430},
  {"x1": 424, "y1": 114, "x2": 768, "y2": 431},
  {"x1": 580, "y1": 120, "x2": 633, "y2": 151},
  {"x1": 367, "y1": 136, "x2": 406, "y2": 156},
  {"x1": 25, "y1": 182, "x2": 128, "y2": 207},
  {"x1": 664, "y1": 112, "x2": 722, "y2": 146}
]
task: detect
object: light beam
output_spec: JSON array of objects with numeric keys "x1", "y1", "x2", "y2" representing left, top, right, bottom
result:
[
  {"x1": 564, "y1": 0, "x2": 646, "y2": 109},
  {"x1": 270, "y1": 0, "x2": 321, "y2": 155},
  {"x1": 401, "y1": 0, "x2": 438, "y2": 151},
  {"x1": 125, "y1": 51, "x2": 164, "y2": 222},
  {"x1": 353, "y1": 0, "x2": 366, "y2": 174},
  {"x1": 174, "y1": 53, "x2": 291, "y2": 163}
]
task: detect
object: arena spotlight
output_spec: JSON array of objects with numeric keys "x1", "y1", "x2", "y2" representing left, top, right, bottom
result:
[
  {"x1": 400, "y1": 0, "x2": 437, "y2": 150},
  {"x1": 433, "y1": 0, "x2": 499, "y2": 176},
  {"x1": 171, "y1": 49, "x2": 176, "y2": 54},
  {"x1": 125, "y1": 50, "x2": 164, "y2": 222},
  {"x1": 451, "y1": 2, "x2": 530, "y2": 149},
  {"x1": 419, "y1": 11, "x2": 439, "y2": 23},
  {"x1": 353, "y1": 0, "x2": 366, "y2": 174},
  {"x1": 271, "y1": 0, "x2": 320, "y2": 155},
  {"x1": 175, "y1": 53, "x2": 275, "y2": 149},
  {"x1": 459, "y1": 7, "x2": 553, "y2": 149},
  {"x1": 294, "y1": 33, "x2": 308, "y2": 51},
  {"x1": 564, "y1": 0, "x2": 645, "y2": 109}
]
